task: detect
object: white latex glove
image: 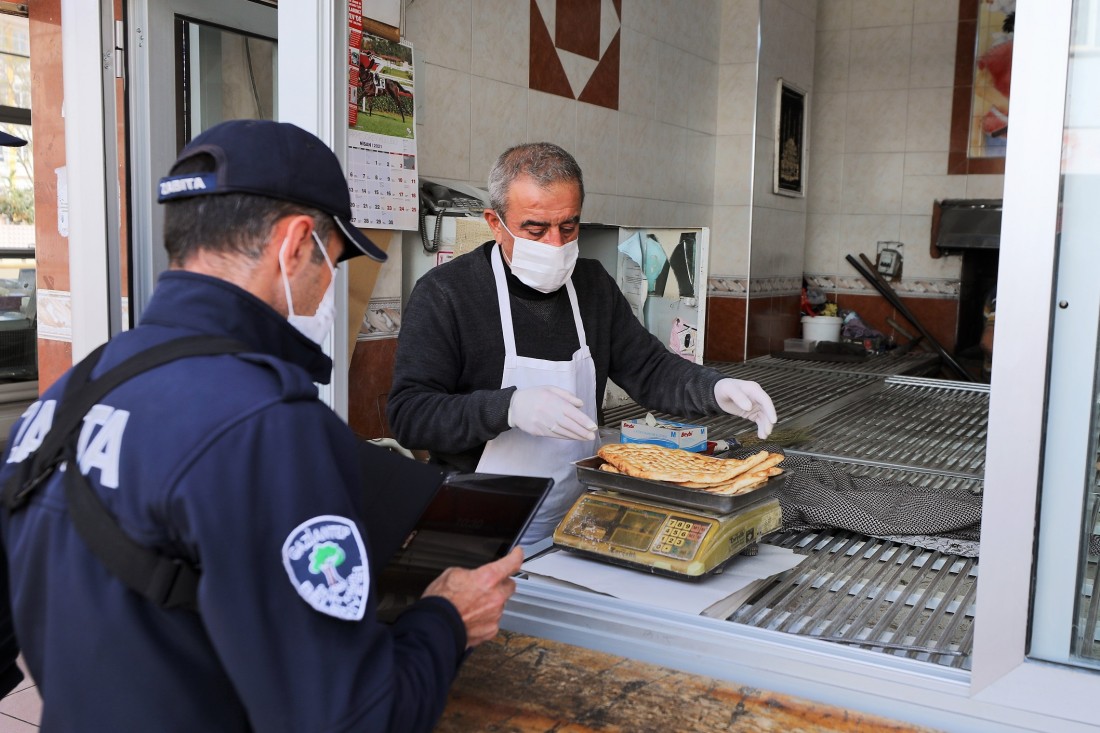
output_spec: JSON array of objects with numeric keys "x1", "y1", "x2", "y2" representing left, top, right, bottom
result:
[
  {"x1": 508, "y1": 386, "x2": 597, "y2": 441},
  {"x1": 714, "y1": 378, "x2": 777, "y2": 439}
]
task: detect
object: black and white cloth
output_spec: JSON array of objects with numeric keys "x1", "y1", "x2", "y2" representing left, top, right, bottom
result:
[{"x1": 730, "y1": 446, "x2": 983, "y2": 557}]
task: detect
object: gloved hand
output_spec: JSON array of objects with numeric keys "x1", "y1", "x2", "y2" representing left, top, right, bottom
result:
[
  {"x1": 714, "y1": 378, "x2": 777, "y2": 439},
  {"x1": 508, "y1": 386, "x2": 597, "y2": 441}
]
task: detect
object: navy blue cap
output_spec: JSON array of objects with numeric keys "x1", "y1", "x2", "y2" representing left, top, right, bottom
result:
[
  {"x1": 0, "y1": 132, "x2": 26, "y2": 147},
  {"x1": 156, "y1": 120, "x2": 385, "y2": 263}
]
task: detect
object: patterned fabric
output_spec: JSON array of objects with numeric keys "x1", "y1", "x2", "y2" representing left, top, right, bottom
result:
[{"x1": 726, "y1": 446, "x2": 984, "y2": 557}]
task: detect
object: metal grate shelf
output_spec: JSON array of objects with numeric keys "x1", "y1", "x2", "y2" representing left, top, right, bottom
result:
[
  {"x1": 735, "y1": 529, "x2": 978, "y2": 669},
  {"x1": 784, "y1": 377, "x2": 990, "y2": 478},
  {"x1": 603, "y1": 362, "x2": 882, "y2": 436}
]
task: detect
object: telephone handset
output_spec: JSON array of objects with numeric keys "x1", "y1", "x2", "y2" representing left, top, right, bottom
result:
[{"x1": 418, "y1": 179, "x2": 489, "y2": 253}]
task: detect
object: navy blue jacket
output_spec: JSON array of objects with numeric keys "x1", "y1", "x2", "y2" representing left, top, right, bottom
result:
[{"x1": 0, "y1": 271, "x2": 466, "y2": 732}]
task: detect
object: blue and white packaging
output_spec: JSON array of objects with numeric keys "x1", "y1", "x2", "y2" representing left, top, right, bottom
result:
[{"x1": 620, "y1": 416, "x2": 708, "y2": 452}]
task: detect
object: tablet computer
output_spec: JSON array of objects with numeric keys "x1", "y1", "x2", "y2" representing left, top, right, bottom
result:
[{"x1": 375, "y1": 472, "x2": 554, "y2": 619}]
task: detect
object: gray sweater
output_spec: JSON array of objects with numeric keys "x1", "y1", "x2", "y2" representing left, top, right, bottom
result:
[{"x1": 387, "y1": 242, "x2": 728, "y2": 472}]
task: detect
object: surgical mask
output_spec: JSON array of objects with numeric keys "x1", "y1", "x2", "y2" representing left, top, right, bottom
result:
[
  {"x1": 279, "y1": 231, "x2": 337, "y2": 345},
  {"x1": 498, "y1": 218, "x2": 578, "y2": 293}
]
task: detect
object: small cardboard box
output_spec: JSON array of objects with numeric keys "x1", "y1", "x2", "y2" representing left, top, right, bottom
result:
[{"x1": 620, "y1": 418, "x2": 708, "y2": 452}]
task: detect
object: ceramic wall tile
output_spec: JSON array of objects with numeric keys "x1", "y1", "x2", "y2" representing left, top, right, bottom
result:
[
  {"x1": 905, "y1": 87, "x2": 952, "y2": 152},
  {"x1": 841, "y1": 213, "x2": 902, "y2": 257},
  {"x1": 616, "y1": 113, "x2": 656, "y2": 198},
  {"x1": 848, "y1": 26, "x2": 912, "y2": 91},
  {"x1": 717, "y1": 62, "x2": 759, "y2": 136},
  {"x1": 674, "y1": 0, "x2": 722, "y2": 61},
  {"x1": 816, "y1": 0, "x2": 852, "y2": 30},
  {"x1": 807, "y1": 151, "x2": 843, "y2": 213},
  {"x1": 527, "y1": 90, "x2": 577, "y2": 155},
  {"x1": 680, "y1": 51, "x2": 720, "y2": 134},
  {"x1": 674, "y1": 202, "x2": 713, "y2": 230},
  {"x1": 683, "y1": 131, "x2": 718, "y2": 204},
  {"x1": 850, "y1": 0, "x2": 913, "y2": 28},
  {"x1": 416, "y1": 65, "x2": 472, "y2": 181},
  {"x1": 575, "y1": 102, "x2": 620, "y2": 195},
  {"x1": 901, "y1": 173, "x2": 966, "y2": 216},
  {"x1": 904, "y1": 151, "x2": 949, "y2": 175},
  {"x1": 814, "y1": 29, "x2": 851, "y2": 93},
  {"x1": 618, "y1": 28, "x2": 658, "y2": 118},
  {"x1": 710, "y1": 204, "x2": 752, "y2": 275},
  {"x1": 623, "y1": 0, "x2": 662, "y2": 33},
  {"x1": 582, "y1": 192, "x2": 619, "y2": 225},
  {"x1": 966, "y1": 174, "x2": 1006, "y2": 199},
  {"x1": 909, "y1": 21, "x2": 957, "y2": 89},
  {"x1": 713, "y1": 134, "x2": 754, "y2": 206},
  {"x1": 845, "y1": 89, "x2": 909, "y2": 153},
  {"x1": 842, "y1": 153, "x2": 904, "y2": 214},
  {"x1": 470, "y1": 79, "x2": 527, "y2": 185},
  {"x1": 471, "y1": 0, "x2": 529, "y2": 87},
  {"x1": 404, "y1": 0, "x2": 473, "y2": 73},
  {"x1": 720, "y1": 0, "x2": 761, "y2": 64},
  {"x1": 810, "y1": 91, "x2": 847, "y2": 155},
  {"x1": 805, "y1": 212, "x2": 842, "y2": 274},
  {"x1": 913, "y1": 0, "x2": 959, "y2": 24}
]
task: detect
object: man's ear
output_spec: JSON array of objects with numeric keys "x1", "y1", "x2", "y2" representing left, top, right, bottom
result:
[
  {"x1": 483, "y1": 208, "x2": 505, "y2": 244},
  {"x1": 269, "y1": 215, "x2": 317, "y2": 278}
]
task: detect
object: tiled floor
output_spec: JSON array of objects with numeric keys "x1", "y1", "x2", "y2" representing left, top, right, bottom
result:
[{"x1": 0, "y1": 659, "x2": 40, "y2": 731}]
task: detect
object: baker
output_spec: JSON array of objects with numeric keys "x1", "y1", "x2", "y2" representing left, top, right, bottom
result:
[{"x1": 387, "y1": 142, "x2": 777, "y2": 545}]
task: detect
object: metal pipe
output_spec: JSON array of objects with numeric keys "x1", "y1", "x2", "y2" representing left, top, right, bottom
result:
[{"x1": 845, "y1": 254, "x2": 974, "y2": 381}]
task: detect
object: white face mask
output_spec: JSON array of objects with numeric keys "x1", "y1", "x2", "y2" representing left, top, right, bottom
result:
[
  {"x1": 279, "y1": 231, "x2": 337, "y2": 345},
  {"x1": 498, "y1": 217, "x2": 579, "y2": 293}
]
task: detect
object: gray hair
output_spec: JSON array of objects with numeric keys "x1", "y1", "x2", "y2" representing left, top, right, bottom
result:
[{"x1": 487, "y1": 142, "x2": 585, "y2": 218}]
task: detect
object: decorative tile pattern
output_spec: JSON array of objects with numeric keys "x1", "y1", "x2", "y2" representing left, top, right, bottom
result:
[
  {"x1": 805, "y1": 272, "x2": 960, "y2": 298},
  {"x1": 707, "y1": 276, "x2": 750, "y2": 296},
  {"x1": 707, "y1": 276, "x2": 802, "y2": 297},
  {"x1": 530, "y1": 0, "x2": 621, "y2": 109}
]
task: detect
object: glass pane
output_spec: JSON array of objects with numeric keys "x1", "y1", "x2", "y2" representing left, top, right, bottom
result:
[
  {"x1": 181, "y1": 21, "x2": 277, "y2": 140},
  {"x1": 1061, "y1": 0, "x2": 1100, "y2": 664}
]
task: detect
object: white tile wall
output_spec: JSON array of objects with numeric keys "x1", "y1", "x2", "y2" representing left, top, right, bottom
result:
[
  {"x1": 850, "y1": 0, "x2": 913, "y2": 29},
  {"x1": 848, "y1": 26, "x2": 912, "y2": 91},
  {"x1": 471, "y1": 0, "x2": 529, "y2": 87},
  {"x1": 799, "y1": 0, "x2": 998, "y2": 285},
  {"x1": 399, "y1": 0, "x2": 987, "y2": 288},
  {"x1": 717, "y1": 63, "x2": 759, "y2": 136},
  {"x1": 575, "y1": 102, "x2": 620, "y2": 195}
]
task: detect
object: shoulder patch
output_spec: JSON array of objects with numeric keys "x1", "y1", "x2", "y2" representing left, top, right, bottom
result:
[{"x1": 282, "y1": 515, "x2": 368, "y2": 621}]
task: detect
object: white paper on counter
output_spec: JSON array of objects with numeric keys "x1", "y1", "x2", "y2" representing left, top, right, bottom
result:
[{"x1": 521, "y1": 545, "x2": 806, "y2": 616}]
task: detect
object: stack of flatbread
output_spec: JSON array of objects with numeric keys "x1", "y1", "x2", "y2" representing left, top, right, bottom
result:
[{"x1": 596, "y1": 443, "x2": 784, "y2": 496}]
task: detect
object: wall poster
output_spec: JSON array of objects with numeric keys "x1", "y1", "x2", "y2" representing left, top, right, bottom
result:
[
  {"x1": 347, "y1": 1, "x2": 418, "y2": 231},
  {"x1": 948, "y1": 0, "x2": 1014, "y2": 175},
  {"x1": 773, "y1": 79, "x2": 807, "y2": 197}
]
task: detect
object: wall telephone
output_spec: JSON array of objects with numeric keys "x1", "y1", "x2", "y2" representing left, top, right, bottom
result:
[{"x1": 418, "y1": 179, "x2": 489, "y2": 253}]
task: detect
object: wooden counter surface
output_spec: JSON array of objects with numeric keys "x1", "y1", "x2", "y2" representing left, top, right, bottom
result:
[{"x1": 436, "y1": 630, "x2": 941, "y2": 733}]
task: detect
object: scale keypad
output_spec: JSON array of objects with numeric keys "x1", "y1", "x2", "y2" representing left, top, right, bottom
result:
[{"x1": 650, "y1": 515, "x2": 711, "y2": 560}]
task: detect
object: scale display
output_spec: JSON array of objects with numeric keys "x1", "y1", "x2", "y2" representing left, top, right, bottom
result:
[{"x1": 553, "y1": 492, "x2": 782, "y2": 580}]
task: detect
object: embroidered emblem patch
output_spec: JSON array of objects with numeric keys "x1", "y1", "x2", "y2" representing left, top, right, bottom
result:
[{"x1": 282, "y1": 515, "x2": 368, "y2": 621}]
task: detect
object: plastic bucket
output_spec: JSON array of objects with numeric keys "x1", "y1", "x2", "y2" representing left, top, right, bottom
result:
[{"x1": 801, "y1": 315, "x2": 842, "y2": 343}]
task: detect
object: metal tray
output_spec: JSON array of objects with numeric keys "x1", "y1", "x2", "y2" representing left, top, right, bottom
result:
[{"x1": 573, "y1": 456, "x2": 781, "y2": 515}]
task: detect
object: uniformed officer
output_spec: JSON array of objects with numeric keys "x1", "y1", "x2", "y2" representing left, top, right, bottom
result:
[{"x1": 0, "y1": 120, "x2": 520, "y2": 732}]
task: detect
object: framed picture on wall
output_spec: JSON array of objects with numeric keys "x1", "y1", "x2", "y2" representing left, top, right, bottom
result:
[
  {"x1": 948, "y1": 0, "x2": 1014, "y2": 174},
  {"x1": 774, "y1": 79, "x2": 807, "y2": 197}
]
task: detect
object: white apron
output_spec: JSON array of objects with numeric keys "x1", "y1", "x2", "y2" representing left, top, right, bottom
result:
[{"x1": 476, "y1": 245, "x2": 599, "y2": 545}]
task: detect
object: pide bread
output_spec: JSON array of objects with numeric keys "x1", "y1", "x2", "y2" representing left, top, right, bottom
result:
[{"x1": 596, "y1": 443, "x2": 784, "y2": 492}]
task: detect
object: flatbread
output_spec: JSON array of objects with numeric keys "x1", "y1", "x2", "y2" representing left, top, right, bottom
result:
[
  {"x1": 597, "y1": 443, "x2": 769, "y2": 485},
  {"x1": 676, "y1": 451, "x2": 775, "y2": 488}
]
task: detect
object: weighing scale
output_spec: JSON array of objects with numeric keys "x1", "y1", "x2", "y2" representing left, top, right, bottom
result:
[{"x1": 552, "y1": 488, "x2": 783, "y2": 580}]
